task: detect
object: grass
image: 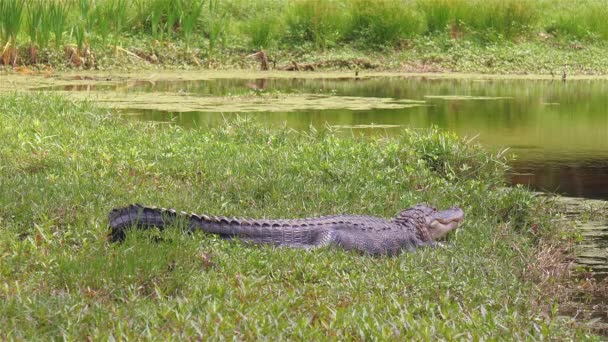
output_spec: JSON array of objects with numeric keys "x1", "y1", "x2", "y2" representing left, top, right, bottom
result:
[
  {"x1": 545, "y1": 0, "x2": 608, "y2": 40},
  {"x1": 345, "y1": 0, "x2": 425, "y2": 48},
  {"x1": 0, "y1": 0, "x2": 24, "y2": 45},
  {"x1": 0, "y1": 0, "x2": 607, "y2": 71},
  {"x1": 286, "y1": 0, "x2": 348, "y2": 50},
  {"x1": 419, "y1": 0, "x2": 538, "y2": 40},
  {"x1": 0, "y1": 92, "x2": 599, "y2": 339},
  {"x1": 47, "y1": 0, "x2": 69, "y2": 48},
  {"x1": 1, "y1": 0, "x2": 608, "y2": 55}
]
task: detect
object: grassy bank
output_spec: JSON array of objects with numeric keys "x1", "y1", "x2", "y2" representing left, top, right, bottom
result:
[
  {"x1": 1, "y1": 0, "x2": 608, "y2": 73},
  {"x1": 0, "y1": 92, "x2": 597, "y2": 339}
]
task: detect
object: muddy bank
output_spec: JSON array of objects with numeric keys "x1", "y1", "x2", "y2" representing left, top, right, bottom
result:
[{"x1": 4, "y1": 70, "x2": 608, "y2": 93}]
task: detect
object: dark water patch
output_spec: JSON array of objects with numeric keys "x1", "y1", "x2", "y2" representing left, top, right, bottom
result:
[{"x1": 510, "y1": 159, "x2": 608, "y2": 199}]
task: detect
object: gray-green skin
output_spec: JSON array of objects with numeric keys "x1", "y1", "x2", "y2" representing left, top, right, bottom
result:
[{"x1": 108, "y1": 204, "x2": 464, "y2": 255}]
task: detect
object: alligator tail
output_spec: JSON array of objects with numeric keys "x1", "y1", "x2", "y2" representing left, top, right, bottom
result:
[
  {"x1": 108, "y1": 204, "x2": 181, "y2": 242},
  {"x1": 108, "y1": 204, "x2": 324, "y2": 246}
]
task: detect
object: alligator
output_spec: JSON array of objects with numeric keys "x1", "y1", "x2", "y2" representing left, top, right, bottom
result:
[{"x1": 108, "y1": 204, "x2": 464, "y2": 255}]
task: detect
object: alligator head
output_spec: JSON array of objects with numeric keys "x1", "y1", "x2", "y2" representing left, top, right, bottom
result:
[{"x1": 393, "y1": 205, "x2": 465, "y2": 241}]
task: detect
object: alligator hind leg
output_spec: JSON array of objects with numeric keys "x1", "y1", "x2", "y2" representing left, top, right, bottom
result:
[
  {"x1": 286, "y1": 230, "x2": 337, "y2": 251},
  {"x1": 310, "y1": 230, "x2": 337, "y2": 249},
  {"x1": 257, "y1": 230, "x2": 336, "y2": 251}
]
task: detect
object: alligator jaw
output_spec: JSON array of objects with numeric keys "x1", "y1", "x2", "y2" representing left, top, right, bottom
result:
[{"x1": 427, "y1": 207, "x2": 464, "y2": 240}]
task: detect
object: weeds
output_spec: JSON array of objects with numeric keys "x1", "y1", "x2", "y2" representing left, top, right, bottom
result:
[
  {"x1": 286, "y1": 0, "x2": 347, "y2": 49},
  {"x1": 0, "y1": 0, "x2": 25, "y2": 65},
  {"x1": 47, "y1": 0, "x2": 69, "y2": 48},
  {"x1": 346, "y1": 0, "x2": 425, "y2": 48},
  {"x1": 546, "y1": 0, "x2": 608, "y2": 40},
  {"x1": 204, "y1": 0, "x2": 229, "y2": 55},
  {"x1": 0, "y1": 0, "x2": 24, "y2": 44},
  {"x1": 1, "y1": 0, "x2": 608, "y2": 70},
  {"x1": 26, "y1": 0, "x2": 44, "y2": 62},
  {"x1": 244, "y1": 8, "x2": 283, "y2": 50},
  {"x1": 181, "y1": 0, "x2": 204, "y2": 49},
  {"x1": 35, "y1": 1, "x2": 53, "y2": 50}
]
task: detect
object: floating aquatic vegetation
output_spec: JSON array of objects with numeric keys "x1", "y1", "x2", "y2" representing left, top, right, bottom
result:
[
  {"x1": 330, "y1": 124, "x2": 402, "y2": 129},
  {"x1": 59, "y1": 91, "x2": 427, "y2": 113},
  {"x1": 424, "y1": 95, "x2": 513, "y2": 100}
]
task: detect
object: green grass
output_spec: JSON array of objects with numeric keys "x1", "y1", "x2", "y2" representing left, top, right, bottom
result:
[
  {"x1": 418, "y1": 0, "x2": 538, "y2": 40},
  {"x1": 545, "y1": 0, "x2": 608, "y2": 40},
  {"x1": 47, "y1": 0, "x2": 69, "y2": 48},
  {"x1": 3, "y1": 0, "x2": 608, "y2": 53},
  {"x1": 285, "y1": 0, "x2": 348, "y2": 50},
  {"x1": 346, "y1": 0, "x2": 425, "y2": 48},
  {"x1": 26, "y1": 0, "x2": 43, "y2": 48},
  {"x1": 0, "y1": 0, "x2": 25, "y2": 45},
  {"x1": 0, "y1": 92, "x2": 598, "y2": 339},
  {"x1": 1, "y1": 0, "x2": 608, "y2": 71}
]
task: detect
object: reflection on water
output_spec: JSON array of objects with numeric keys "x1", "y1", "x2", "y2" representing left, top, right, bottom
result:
[{"x1": 100, "y1": 77, "x2": 608, "y2": 199}]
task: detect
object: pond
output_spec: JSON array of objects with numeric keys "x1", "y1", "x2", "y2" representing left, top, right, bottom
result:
[{"x1": 44, "y1": 75, "x2": 608, "y2": 200}]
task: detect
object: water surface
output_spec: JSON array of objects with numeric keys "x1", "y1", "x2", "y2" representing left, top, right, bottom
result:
[{"x1": 53, "y1": 76, "x2": 608, "y2": 199}]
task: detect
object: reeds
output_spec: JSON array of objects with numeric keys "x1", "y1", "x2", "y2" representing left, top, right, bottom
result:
[
  {"x1": 245, "y1": 13, "x2": 282, "y2": 50},
  {"x1": 47, "y1": 0, "x2": 69, "y2": 47},
  {"x1": 26, "y1": 1, "x2": 43, "y2": 45},
  {"x1": 0, "y1": 0, "x2": 25, "y2": 65},
  {"x1": 0, "y1": 0, "x2": 24, "y2": 44},
  {"x1": 346, "y1": 0, "x2": 425, "y2": 47},
  {"x1": 286, "y1": 0, "x2": 347, "y2": 49},
  {"x1": 201, "y1": 0, "x2": 229, "y2": 54},
  {"x1": 546, "y1": 0, "x2": 608, "y2": 40},
  {"x1": 108, "y1": 0, "x2": 130, "y2": 45},
  {"x1": 417, "y1": 0, "x2": 538, "y2": 39},
  {"x1": 181, "y1": 0, "x2": 205, "y2": 49},
  {"x1": 1, "y1": 0, "x2": 608, "y2": 67}
]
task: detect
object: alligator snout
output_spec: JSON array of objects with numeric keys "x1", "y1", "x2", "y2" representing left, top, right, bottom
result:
[{"x1": 434, "y1": 207, "x2": 465, "y2": 224}]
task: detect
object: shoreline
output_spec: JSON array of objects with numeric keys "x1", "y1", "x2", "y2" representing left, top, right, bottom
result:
[{"x1": 2, "y1": 69, "x2": 608, "y2": 94}]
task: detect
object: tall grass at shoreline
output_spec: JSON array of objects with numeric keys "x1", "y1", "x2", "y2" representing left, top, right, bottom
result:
[
  {"x1": 0, "y1": 92, "x2": 593, "y2": 339},
  {"x1": 2, "y1": 0, "x2": 608, "y2": 64},
  {"x1": 346, "y1": 0, "x2": 425, "y2": 47},
  {"x1": 546, "y1": 0, "x2": 608, "y2": 40},
  {"x1": 0, "y1": 0, "x2": 25, "y2": 46}
]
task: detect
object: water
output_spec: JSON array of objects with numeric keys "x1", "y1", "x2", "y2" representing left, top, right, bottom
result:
[{"x1": 61, "y1": 76, "x2": 608, "y2": 199}]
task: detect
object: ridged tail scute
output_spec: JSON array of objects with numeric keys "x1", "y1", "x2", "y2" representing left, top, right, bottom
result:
[
  {"x1": 108, "y1": 204, "x2": 324, "y2": 246},
  {"x1": 108, "y1": 204, "x2": 179, "y2": 242}
]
